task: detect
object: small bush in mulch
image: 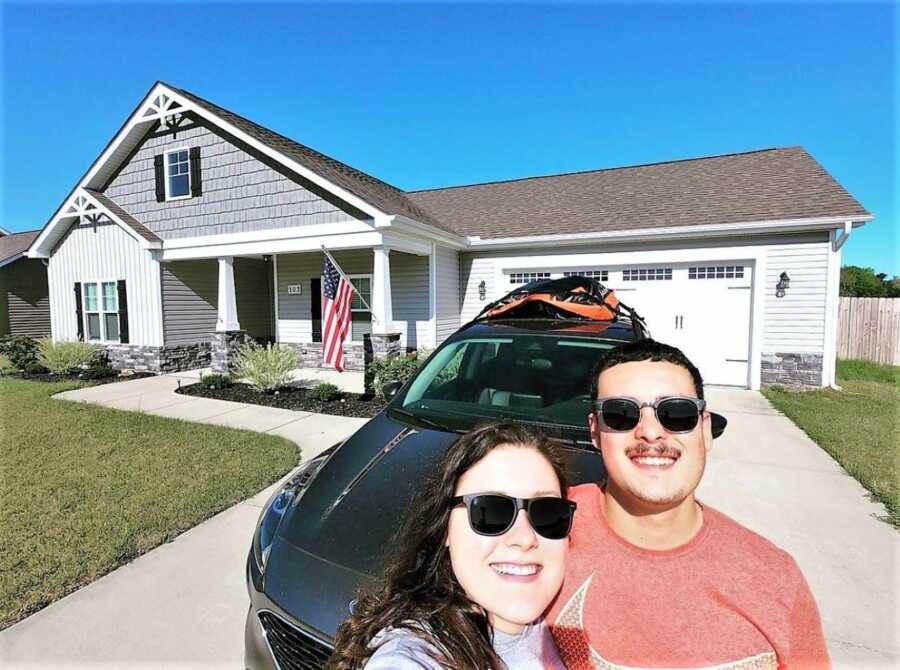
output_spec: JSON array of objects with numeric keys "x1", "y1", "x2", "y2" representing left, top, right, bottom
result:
[
  {"x1": 0, "y1": 336, "x2": 40, "y2": 369},
  {"x1": 307, "y1": 382, "x2": 342, "y2": 403},
  {"x1": 176, "y1": 381, "x2": 387, "y2": 418},
  {"x1": 19, "y1": 367, "x2": 155, "y2": 385},
  {"x1": 199, "y1": 373, "x2": 233, "y2": 390}
]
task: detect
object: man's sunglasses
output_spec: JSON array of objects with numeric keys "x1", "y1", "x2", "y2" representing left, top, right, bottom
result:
[
  {"x1": 451, "y1": 494, "x2": 577, "y2": 540},
  {"x1": 594, "y1": 395, "x2": 707, "y2": 433}
]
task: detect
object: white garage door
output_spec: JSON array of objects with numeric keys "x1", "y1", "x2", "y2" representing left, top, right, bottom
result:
[{"x1": 505, "y1": 263, "x2": 753, "y2": 387}]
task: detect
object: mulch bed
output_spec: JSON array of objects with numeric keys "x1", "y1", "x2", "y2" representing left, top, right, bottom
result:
[
  {"x1": 15, "y1": 371, "x2": 156, "y2": 385},
  {"x1": 176, "y1": 382, "x2": 387, "y2": 418}
]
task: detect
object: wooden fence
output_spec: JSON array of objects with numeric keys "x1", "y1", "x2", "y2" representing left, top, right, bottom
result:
[{"x1": 837, "y1": 297, "x2": 900, "y2": 366}]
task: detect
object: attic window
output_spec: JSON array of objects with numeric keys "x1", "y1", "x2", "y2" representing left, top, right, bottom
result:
[{"x1": 166, "y1": 149, "x2": 191, "y2": 198}]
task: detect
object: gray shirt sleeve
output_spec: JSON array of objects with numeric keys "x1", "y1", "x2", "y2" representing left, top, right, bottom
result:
[{"x1": 363, "y1": 629, "x2": 446, "y2": 670}]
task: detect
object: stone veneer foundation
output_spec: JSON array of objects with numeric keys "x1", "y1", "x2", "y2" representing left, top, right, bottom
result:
[
  {"x1": 761, "y1": 352, "x2": 824, "y2": 387},
  {"x1": 103, "y1": 343, "x2": 211, "y2": 373}
]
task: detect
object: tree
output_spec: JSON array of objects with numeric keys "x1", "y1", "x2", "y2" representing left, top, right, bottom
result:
[{"x1": 840, "y1": 266, "x2": 900, "y2": 297}]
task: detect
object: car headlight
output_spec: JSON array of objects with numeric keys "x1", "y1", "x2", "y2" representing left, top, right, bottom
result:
[{"x1": 251, "y1": 445, "x2": 338, "y2": 573}]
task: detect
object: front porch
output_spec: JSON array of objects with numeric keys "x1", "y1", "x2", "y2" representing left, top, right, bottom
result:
[{"x1": 159, "y1": 242, "x2": 437, "y2": 374}]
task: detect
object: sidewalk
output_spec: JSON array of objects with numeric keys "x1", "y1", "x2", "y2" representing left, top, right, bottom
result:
[{"x1": 53, "y1": 369, "x2": 369, "y2": 462}]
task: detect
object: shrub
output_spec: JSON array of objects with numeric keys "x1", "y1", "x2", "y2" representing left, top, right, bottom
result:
[
  {"x1": 0, "y1": 335, "x2": 39, "y2": 369},
  {"x1": 24, "y1": 362, "x2": 49, "y2": 375},
  {"x1": 307, "y1": 382, "x2": 342, "y2": 402},
  {"x1": 201, "y1": 373, "x2": 233, "y2": 390},
  {"x1": 0, "y1": 354, "x2": 16, "y2": 375},
  {"x1": 78, "y1": 365, "x2": 119, "y2": 381},
  {"x1": 369, "y1": 353, "x2": 425, "y2": 399},
  {"x1": 233, "y1": 342, "x2": 298, "y2": 393},
  {"x1": 37, "y1": 338, "x2": 98, "y2": 375}
]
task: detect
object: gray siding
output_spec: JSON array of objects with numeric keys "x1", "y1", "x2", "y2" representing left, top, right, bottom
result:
[
  {"x1": 104, "y1": 122, "x2": 366, "y2": 240},
  {"x1": 763, "y1": 241, "x2": 830, "y2": 353},
  {"x1": 48, "y1": 221, "x2": 163, "y2": 346},
  {"x1": 234, "y1": 257, "x2": 274, "y2": 340},
  {"x1": 435, "y1": 246, "x2": 460, "y2": 345},
  {"x1": 277, "y1": 250, "x2": 373, "y2": 344},
  {"x1": 161, "y1": 260, "x2": 217, "y2": 345},
  {"x1": 276, "y1": 249, "x2": 432, "y2": 350},
  {"x1": 0, "y1": 259, "x2": 51, "y2": 337},
  {"x1": 391, "y1": 252, "x2": 430, "y2": 350}
]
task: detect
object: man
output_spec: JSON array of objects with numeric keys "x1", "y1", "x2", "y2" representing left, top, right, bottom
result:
[{"x1": 547, "y1": 339, "x2": 830, "y2": 670}]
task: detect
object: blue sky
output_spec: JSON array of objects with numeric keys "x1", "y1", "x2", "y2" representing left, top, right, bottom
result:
[{"x1": 2, "y1": 1, "x2": 895, "y2": 274}]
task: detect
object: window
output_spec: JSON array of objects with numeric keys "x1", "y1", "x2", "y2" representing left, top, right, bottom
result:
[
  {"x1": 349, "y1": 275, "x2": 372, "y2": 342},
  {"x1": 166, "y1": 149, "x2": 191, "y2": 198},
  {"x1": 82, "y1": 281, "x2": 119, "y2": 342},
  {"x1": 563, "y1": 270, "x2": 609, "y2": 282},
  {"x1": 622, "y1": 268, "x2": 672, "y2": 281},
  {"x1": 689, "y1": 265, "x2": 745, "y2": 280},
  {"x1": 509, "y1": 272, "x2": 551, "y2": 285}
]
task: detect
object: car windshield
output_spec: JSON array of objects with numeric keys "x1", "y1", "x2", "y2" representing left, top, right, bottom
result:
[{"x1": 394, "y1": 333, "x2": 620, "y2": 440}]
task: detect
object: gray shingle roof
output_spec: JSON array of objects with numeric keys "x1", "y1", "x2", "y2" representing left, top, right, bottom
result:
[
  {"x1": 0, "y1": 230, "x2": 40, "y2": 264},
  {"x1": 167, "y1": 84, "x2": 457, "y2": 235},
  {"x1": 406, "y1": 147, "x2": 871, "y2": 239},
  {"x1": 84, "y1": 189, "x2": 162, "y2": 243}
]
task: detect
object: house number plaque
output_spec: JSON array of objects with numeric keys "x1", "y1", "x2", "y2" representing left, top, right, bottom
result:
[{"x1": 286, "y1": 284, "x2": 302, "y2": 295}]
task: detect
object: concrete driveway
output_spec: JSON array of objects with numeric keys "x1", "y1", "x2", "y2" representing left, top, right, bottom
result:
[{"x1": 1, "y1": 386, "x2": 897, "y2": 668}]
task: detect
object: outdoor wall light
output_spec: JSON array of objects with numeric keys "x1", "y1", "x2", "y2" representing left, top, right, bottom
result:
[
  {"x1": 478, "y1": 280, "x2": 487, "y2": 300},
  {"x1": 775, "y1": 272, "x2": 790, "y2": 298}
]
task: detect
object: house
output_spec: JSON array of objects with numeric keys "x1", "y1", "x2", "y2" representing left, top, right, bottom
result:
[
  {"x1": 26, "y1": 81, "x2": 871, "y2": 388},
  {"x1": 1, "y1": 229, "x2": 51, "y2": 338}
]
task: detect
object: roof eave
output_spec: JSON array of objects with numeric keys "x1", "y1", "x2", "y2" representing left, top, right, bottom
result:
[{"x1": 464, "y1": 214, "x2": 874, "y2": 250}]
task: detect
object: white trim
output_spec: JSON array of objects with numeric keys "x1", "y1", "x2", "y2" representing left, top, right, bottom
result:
[
  {"x1": 380, "y1": 231, "x2": 433, "y2": 256},
  {"x1": 347, "y1": 273, "x2": 373, "y2": 344},
  {"x1": 429, "y1": 243, "x2": 437, "y2": 350},
  {"x1": 822, "y1": 229, "x2": 843, "y2": 386},
  {"x1": 465, "y1": 215, "x2": 873, "y2": 250},
  {"x1": 161, "y1": 231, "x2": 384, "y2": 261},
  {"x1": 163, "y1": 146, "x2": 192, "y2": 201},
  {"x1": 272, "y1": 254, "x2": 280, "y2": 343},
  {"x1": 492, "y1": 246, "x2": 766, "y2": 390},
  {"x1": 390, "y1": 215, "x2": 467, "y2": 248},
  {"x1": 162, "y1": 221, "x2": 375, "y2": 250},
  {"x1": 81, "y1": 279, "x2": 121, "y2": 344}
]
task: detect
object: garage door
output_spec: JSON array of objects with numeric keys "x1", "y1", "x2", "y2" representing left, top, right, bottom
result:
[{"x1": 505, "y1": 264, "x2": 753, "y2": 387}]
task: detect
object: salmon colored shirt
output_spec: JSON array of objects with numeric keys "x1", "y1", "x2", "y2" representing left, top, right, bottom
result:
[{"x1": 547, "y1": 484, "x2": 830, "y2": 670}]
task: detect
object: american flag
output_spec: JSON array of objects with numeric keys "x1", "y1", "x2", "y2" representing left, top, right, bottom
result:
[{"x1": 321, "y1": 254, "x2": 356, "y2": 372}]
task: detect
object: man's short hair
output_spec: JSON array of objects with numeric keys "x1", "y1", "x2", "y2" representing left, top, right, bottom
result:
[{"x1": 591, "y1": 339, "x2": 705, "y2": 401}]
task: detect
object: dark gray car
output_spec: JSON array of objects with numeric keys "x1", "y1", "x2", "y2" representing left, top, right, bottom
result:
[{"x1": 245, "y1": 318, "x2": 645, "y2": 669}]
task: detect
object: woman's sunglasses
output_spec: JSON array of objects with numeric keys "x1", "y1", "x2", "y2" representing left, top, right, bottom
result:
[
  {"x1": 594, "y1": 395, "x2": 707, "y2": 433},
  {"x1": 451, "y1": 493, "x2": 577, "y2": 540}
]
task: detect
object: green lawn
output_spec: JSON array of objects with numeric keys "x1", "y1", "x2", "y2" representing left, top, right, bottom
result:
[
  {"x1": 763, "y1": 359, "x2": 900, "y2": 528},
  {"x1": 0, "y1": 378, "x2": 299, "y2": 629}
]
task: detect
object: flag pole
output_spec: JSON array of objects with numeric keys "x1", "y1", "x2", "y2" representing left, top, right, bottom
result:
[{"x1": 321, "y1": 245, "x2": 372, "y2": 311}]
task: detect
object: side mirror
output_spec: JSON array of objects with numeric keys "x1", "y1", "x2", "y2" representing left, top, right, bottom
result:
[{"x1": 381, "y1": 381, "x2": 403, "y2": 398}]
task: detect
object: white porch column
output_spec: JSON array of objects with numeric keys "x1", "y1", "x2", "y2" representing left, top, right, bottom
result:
[
  {"x1": 216, "y1": 256, "x2": 241, "y2": 331},
  {"x1": 371, "y1": 245, "x2": 394, "y2": 334}
]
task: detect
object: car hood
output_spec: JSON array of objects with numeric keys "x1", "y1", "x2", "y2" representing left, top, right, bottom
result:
[{"x1": 276, "y1": 412, "x2": 457, "y2": 575}]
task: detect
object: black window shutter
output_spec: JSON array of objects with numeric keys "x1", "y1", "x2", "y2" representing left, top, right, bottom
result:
[
  {"x1": 311, "y1": 278, "x2": 322, "y2": 343},
  {"x1": 154, "y1": 154, "x2": 165, "y2": 202},
  {"x1": 117, "y1": 280, "x2": 129, "y2": 344},
  {"x1": 74, "y1": 283, "x2": 84, "y2": 341},
  {"x1": 189, "y1": 146, "x2": 202, "y2": 197}
]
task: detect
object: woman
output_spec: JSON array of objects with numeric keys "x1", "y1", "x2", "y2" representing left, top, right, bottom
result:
[{"x1": 327, "y1": 423, "x2": 574, "y2": 670}]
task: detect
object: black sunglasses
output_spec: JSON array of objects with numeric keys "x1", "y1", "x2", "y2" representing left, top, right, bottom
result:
[
  {"x1": 595, "y1": 395, "x2": 707, "y2": 433},
  {"x1": 451, "y1": 493, "x2": 577, "y2": 540}
]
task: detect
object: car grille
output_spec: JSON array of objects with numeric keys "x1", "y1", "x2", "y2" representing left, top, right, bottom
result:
[{"x1": 258, "y1": 611, "x2": 333, "y2": 670}]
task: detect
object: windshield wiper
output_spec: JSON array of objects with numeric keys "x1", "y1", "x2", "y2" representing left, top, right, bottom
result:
[{"x1": 387, "y1": 406, "x2": 455, "y2": 433}]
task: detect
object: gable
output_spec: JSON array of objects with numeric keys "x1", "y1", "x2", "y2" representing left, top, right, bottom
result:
[{"x1": 104, "y1": 118, "x2": 369, "y2": 240}]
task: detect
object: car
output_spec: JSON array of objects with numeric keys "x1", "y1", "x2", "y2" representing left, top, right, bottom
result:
[{"x1": 244, "y1": 279, "x2": 651, "y2": 669}]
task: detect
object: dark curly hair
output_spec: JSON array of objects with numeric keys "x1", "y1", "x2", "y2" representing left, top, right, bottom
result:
[{"x1": 326, "y1": 422, "x2": 569, "y2": 670}]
